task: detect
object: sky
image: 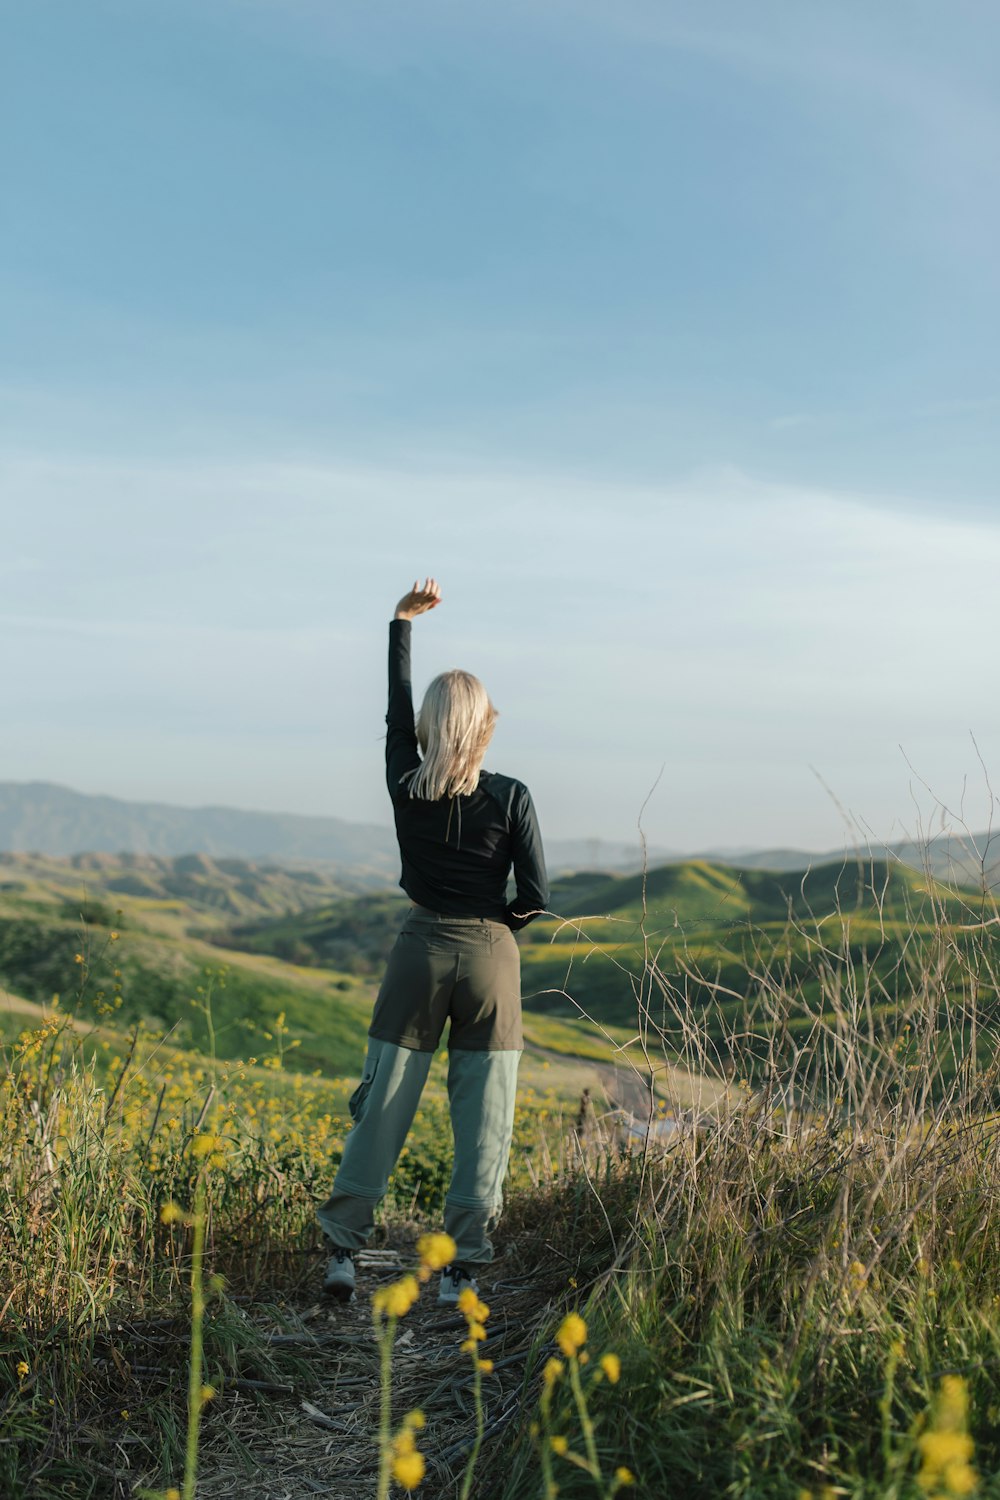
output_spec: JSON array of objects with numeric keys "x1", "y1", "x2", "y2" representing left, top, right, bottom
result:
[{"x1": 3, "y1": 0, "x2": 999, "y2": 853}]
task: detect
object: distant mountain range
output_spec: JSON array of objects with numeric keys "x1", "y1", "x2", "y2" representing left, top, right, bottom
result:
[
  {"x1": 0, "y1": 781, "x2": 398, "y2": 873},
  {"x1": 1, "y1": 781, "x2": 998, "y2": 888}
]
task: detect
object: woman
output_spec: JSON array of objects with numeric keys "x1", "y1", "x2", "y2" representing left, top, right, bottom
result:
[{"x1": 317, "y1": 578, "x2": 549, "y2": 1304}]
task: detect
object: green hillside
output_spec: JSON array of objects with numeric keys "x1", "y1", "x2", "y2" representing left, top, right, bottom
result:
[
  {"x1": 203, "y1": 856, "x2": 1000, "y2": 1088},
  {"x1": 0, "y1": 852, "x2": 651, "y2": 1110},
  {"x1": 4, "y1": 849, "x2": 996, "y2": 1101},
  {"x1": 0, "y1": 848, "x2": 354, "y2": 924},
  {"x1": 517, "y1": 860, "x2": 1000, "y2": 1091}
]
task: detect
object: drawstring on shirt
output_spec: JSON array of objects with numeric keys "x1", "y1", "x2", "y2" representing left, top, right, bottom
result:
[{"x1": 444, "y1": 795, "x2": 463, "y2": 850}]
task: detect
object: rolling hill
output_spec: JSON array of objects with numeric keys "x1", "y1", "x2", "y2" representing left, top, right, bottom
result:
[
  {"x1": 0, "y1": 850, "x2": 649, "y2": 1109},
  {"x1": 203, "y1": 855, "x2": 1000, "y2": 1090}
]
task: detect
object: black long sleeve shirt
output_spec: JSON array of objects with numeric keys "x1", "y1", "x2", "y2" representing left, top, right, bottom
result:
[{"x1": 385, "y1": 619, "x2": 549, "y2": 929}]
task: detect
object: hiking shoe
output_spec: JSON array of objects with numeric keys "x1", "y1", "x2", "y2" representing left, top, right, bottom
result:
[
  {"x1": 438, "y1": 1262, "x2": 479, "y2": 1305},
  {"x1": 322, "y1": 1247, "x2": 356, "y2": 1303}
]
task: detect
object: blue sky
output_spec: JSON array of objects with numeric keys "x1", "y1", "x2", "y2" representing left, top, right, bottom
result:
[{"x1": 3, "y1": 0, "x2": 999, "y2": 852}]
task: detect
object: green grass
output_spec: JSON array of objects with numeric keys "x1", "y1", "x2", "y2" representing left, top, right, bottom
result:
[
  {"x1": 5, "y1": 851, "x2": 1000, "y2": 1496},
  {"x1": 497, "y1": 1122, "x2": 1000, "y2": 1500}
]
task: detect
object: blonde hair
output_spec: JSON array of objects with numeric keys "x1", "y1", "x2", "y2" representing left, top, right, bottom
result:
[{"x1": 405, "y1": 670, "x2": 498, "y2": 800}]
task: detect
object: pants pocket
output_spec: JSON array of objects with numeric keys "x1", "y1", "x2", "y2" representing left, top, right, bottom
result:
[{"x1": 348, "y1": 1052, "x2": 380, "y2": 1122}]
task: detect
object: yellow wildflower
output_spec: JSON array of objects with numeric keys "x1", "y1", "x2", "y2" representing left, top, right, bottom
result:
[
  {"x1": 556, "y1": 1313, "x2": 587, "y2": 1357},
  {"x1": 160, "y1": 1201, "x2": 185, "y2": 1224},
  {"x1": 599, "y1": 1353, "x2": 621, "y2": 1384},
  {"x1": 417, "y1": 1232, "x2": 456, "y2": 1271},
  {"x1": 458, "y1": 1287, "x2": 490, "y2": 1322},
  {"x1": 543, "y1": 1357, "x2": 564, "y2": 1386},
  {"x1": 373, "y1": 1274, "x2": 420, "y2": 1318},
  {"x1": 917, "y1": 1375, "x2": 978, "y2": 1498},
  {"x1": 165, "y1": 1491, "x2": 181, "y2": 1500},
  {"x1": 191, "y1": 1132, "x2": 225, "y2": 1158},
  {"x1": 391, "y1": 1450, "x2": 426, "y2": 1490},
  {"x1": 550, "y1": 1435, "x2": 569, "y2": 1455},
  {"x1": 201, "y1": 1384, "x2": 217, "y2": 1403},
  {"x1": 16, "y1": 1361, "x2": 29, "y2": 1380},
  {"x1": 615, "y1": 1469, "x2": 636, "y2": 1487},
  {"x1": 477, "y1": 1358, "x2": 494, "y2": 1373}
]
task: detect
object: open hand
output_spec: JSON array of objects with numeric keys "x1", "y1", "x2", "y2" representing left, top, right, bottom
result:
[{"x1": 394, "y1": 577, "x2": 442, "y2": 621}]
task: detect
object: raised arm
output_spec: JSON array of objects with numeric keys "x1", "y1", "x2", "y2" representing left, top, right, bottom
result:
[{"x1": 386, "y1": 578, "x2": 441, "y2": 797}]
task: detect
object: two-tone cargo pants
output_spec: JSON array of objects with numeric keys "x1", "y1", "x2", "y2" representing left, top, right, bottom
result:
[{"x1": 316, "y1": 909, "x2": 522, "y2": 1265}]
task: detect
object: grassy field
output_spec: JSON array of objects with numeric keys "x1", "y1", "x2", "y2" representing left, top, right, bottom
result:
[{"x1": 4, "y1": 854, "x2": 1000, "y2": 1497}]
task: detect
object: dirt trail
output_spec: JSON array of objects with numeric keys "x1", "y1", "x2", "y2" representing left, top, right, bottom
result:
[
  {"x1": 196, "y1": 1244, "x2": 558, "y2": 1500},
  {"x1": 524, "y1": 1040, "x2": 731, "y2": 1124}
]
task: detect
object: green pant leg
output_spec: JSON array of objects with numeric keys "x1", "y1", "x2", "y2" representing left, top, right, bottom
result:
[
  {"x1": 316, "y1": 1038, "x2": 434, "y2": 1251},
  {"x1": 443, "y1": 1048, "x2": 521, "y2": 1265}
]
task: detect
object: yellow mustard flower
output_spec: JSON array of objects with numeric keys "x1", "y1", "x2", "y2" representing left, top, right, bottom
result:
[
  {"x1": 615, "y1": 1468, "x2": 636, "y2": 1487},
  {"x1": 458, "y1": 1287, "x2": 490, "y2": 1322},
  {"x1": 543, "y1": 1357, "x2": 565, "y2": 1386},
  {"x1": 191, "y1": 1132, "x2": 226, "y2": 1158},
  {"x1": 417, "y1": 1232, "x2": 456, "y2": 1271},
  {"x1": 550, "y1": 1435, "x2": 569, "y2": 1455},
  {"x1": 556, "y1": 1313, "x2": 587, "y2": 1357},
  {"x1": 599, "y1": 1353, "x2": 621, "y2": 1384},
  {"x1": 16, "y1": 1361, "x2": 29, "y2": 1380},
  {"x1": 373, "y1": 1274, "x2": 420, "y2": 1318},
  {"x1": 160, "y1": 1201, "x2": 185, "y2": 1224},
  {"x1": 918, "y1": 1431, "x2": 976, "y2": 1489},
  {"x1": 917, "y1": 1375, "x2": 978, "y2": 1498},
  {"x1": 391, "y1": 1450, "x2": 426, "y2": 1490}
]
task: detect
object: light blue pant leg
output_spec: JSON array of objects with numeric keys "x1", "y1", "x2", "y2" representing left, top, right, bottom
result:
[
  {"x1": 316, "y1": 1038, "x2": 434, "y2": 1251},
  {"x1": 444, "y1": 1049, "x2": 521, "y2": 1265}
]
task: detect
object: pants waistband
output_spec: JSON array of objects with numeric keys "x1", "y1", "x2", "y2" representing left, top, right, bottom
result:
[{"x1": 403, "y1": 907, "x2": 510, "y2": 932}]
